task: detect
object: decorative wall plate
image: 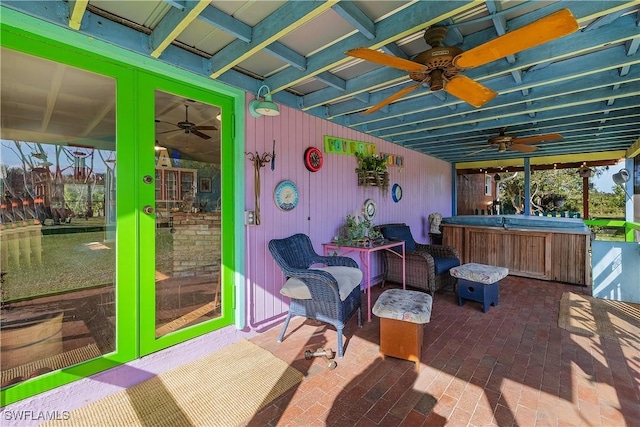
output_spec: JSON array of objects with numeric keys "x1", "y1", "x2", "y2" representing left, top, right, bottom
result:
[
  {"x1": 274, "y1": 180, "x2": 299, "y2": 211},
  {"x1": 304, "y1": 147, "x2": 323, "y2": 172},
  {"x1": 363, "y1": 198, "x2": 377, "y2": 220},
  {"x1": 392, "y1": 183, "x2": 403, "y2": 203}
]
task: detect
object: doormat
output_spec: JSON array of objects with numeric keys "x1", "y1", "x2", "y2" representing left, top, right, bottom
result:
[
  {"x1": 558, "y1": 292, "x2": 640, "y2": 344},
  {"x1": 41, "y1": 339, "x2": 304, "y2": 427}
]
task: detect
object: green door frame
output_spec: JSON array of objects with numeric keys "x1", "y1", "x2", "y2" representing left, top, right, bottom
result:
[{"x1": 1, "y1": 7, "x2": 245, "y2": 406}]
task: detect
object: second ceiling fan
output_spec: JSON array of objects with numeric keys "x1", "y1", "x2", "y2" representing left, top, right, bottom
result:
[
  {"x1": 467, "y1": 128, "x2": 564, "y2": 157},
  {"x1": 156, "y1": 104, "x2": 217, "y2": 140},
  {"x1": 346, "y1": 9, "x2": 579, "y2": 114}
]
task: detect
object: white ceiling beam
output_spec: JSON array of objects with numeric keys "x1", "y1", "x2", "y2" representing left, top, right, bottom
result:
[
  {"x1": 68, "y1": 0, "x2": 87, "y2": 30},
  {"x1": 150, "y1": 0, "x2": 210, "y2": 58}
]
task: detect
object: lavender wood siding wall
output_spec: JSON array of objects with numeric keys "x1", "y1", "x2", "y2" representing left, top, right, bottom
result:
[{"x1": 243, "y1": 98, "x2": 452, "y2": 328}]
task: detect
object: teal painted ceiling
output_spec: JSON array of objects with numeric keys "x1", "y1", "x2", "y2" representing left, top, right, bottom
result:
[{"x1": 2, "y1": 1, "x2": 639, "y2": 166}]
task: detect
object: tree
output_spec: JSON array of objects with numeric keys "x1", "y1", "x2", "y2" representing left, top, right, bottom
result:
[
  {"x1": 497, "y1": 167, "x2": 625, "y2": 218},
  {"x1": 589, "y1": 185, "x2": 626, "y2": 218},
  {"x1": 498, "y1": 169, "x2": 582, "y2": 215}
]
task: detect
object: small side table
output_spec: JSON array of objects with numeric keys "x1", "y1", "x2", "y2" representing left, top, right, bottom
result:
[
  {"x1": 372, "y1": 289, "x2": 432, "y2": 371},
  {"x1": 450, "y1": 263, "x2": 509, "y2": 313}
]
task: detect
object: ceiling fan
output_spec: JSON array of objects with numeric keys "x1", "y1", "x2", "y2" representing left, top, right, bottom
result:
[
  {"x1": 345, "y1": 9, "x2": 579, "y2": 114},
  {"x1": 468, "y1": 128, "x2": 563, "y2": 156},
  {"x1": 155, "y1": 104, "x2": 217, "y2": 140}
]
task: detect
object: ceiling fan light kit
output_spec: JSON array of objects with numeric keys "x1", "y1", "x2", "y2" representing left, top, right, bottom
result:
[
  {"x1": 345, "y1": 8, "x2": 579, "y2": 112},
  {"x1": 249, "y1": 84, "x2": 280, "y2": 117}
]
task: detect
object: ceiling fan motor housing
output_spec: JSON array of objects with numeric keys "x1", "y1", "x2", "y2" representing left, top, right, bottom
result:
[
  {"x1": 488, "y1": 135, "x2": 513, "y2": 146},
  {"x1": 177, "y1": 121, "x2": 195, "y2": 130},
  {"x1": 411, "y1": 46, "x2": 463, "y2": 90},
  {"x1": 409, "y1": 26, "x2": 463, "y2": 90}
]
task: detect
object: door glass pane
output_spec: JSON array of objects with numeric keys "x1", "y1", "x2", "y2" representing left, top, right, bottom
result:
[
  {"x1": 154, "y1": 91, "x2": 222, "y2": 337},
  {"x1": 1, "y1": 49, "x2": 116, "y2": 388}
]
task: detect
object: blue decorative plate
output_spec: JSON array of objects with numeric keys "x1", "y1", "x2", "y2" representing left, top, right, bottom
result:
[
  {"x1": 392, "y1": 183, "x2": 402, "y2": 203},
  {"x1": 274, "y1": 180, "x2": 299, "y2": 211}
]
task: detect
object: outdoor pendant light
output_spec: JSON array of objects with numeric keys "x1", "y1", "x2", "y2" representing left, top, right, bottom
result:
[{"x1": 249, "y1": 85, "x2": 280, "y2": 117}]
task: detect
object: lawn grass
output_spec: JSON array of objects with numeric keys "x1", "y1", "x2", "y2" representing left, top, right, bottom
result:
[
  {"x1": 2, "y1": 223, "x2": 176, "y2": 302},
  {"x1": 2, "y1": 229, "x2": 116, "y2": 301}
]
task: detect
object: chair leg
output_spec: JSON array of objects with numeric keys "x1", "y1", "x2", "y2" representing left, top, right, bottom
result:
[
  {"x1": 277, "y1": 312, "x2": 292, "y2": 343},
  {"x1": 357, "y1": 307, "x2": 363, "y2": 327},
  {"x1": 336, "y1": 327, "x2": 344, "y2": 358}
]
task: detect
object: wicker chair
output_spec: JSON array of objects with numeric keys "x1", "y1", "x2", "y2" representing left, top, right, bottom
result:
[
  {"x1": 268, "y1": 233, "x2": 363, "y2": 358},
  {"x1": 374, "y1": 223, "x2": 460, "y2": 295}
]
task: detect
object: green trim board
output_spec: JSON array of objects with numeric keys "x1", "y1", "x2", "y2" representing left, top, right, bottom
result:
[
  {"x1": 1, "y1": 6, "x2": 245, "y2": 406},
  {"x1": 584, "y1": 219, "x2": 640, "y2": 243}
]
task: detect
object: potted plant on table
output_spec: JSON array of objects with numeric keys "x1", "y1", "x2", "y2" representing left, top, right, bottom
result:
[{"x1": 336, "y1": 214, "x2": 383, "y2": 247}]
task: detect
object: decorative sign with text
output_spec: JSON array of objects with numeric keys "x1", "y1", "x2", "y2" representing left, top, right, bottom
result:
[
  {"x1": 323, "y1": 136, "x2": 377, "y2": 156},
  {"x1": 380, "y1": 153, "x2": 404, "y2": 168}
]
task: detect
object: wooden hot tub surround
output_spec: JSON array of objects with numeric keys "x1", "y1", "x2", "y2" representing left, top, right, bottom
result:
[{"x1": 441, "y1": 215, "x2": 591, "y2": 286}]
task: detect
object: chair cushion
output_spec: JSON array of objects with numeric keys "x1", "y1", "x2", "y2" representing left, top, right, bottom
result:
[
  {"x1": 280, "y1": 266, "x2": 363, "y2": 301},
  {"x1": 450, "y1": 263, "x2": 509, "y2": 284},
  {"x1": 372, "y1": 289, "x2": 432, "y2": 324},
  {"x1": 432, "y1": 257, "x2": 461, "y2": 275},
  {"x1": 380, "y1": 225, "x2": 416, "y2": 251}
]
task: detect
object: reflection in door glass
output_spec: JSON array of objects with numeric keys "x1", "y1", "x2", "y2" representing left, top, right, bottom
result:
[
  {"x1": 154, "y1": 91, "x2": 222, "y2": 337},
  {"x1": 0, "y1": 49, "x2": 116, "y2": 389}
]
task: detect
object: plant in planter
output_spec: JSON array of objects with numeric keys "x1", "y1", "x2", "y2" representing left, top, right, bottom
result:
[
  {"x1": 355, "y1": 152, "x2": 389, "y2": 192},
  {"x1": 337, "y1": 214, "x2": 383, "y2": 247}
]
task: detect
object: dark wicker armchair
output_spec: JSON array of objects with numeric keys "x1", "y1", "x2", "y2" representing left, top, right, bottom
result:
[
  {"x1": 268, "y1": 233, "x2": 363, "y2": 358},
  {"x1": 374, "y1": 223, "x2": 461, "y2": 295}
]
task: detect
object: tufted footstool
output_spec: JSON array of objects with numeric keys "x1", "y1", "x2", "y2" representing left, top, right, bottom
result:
[
  {"x1": 450, "y1": 263, "x2": 509, "y2": 313},
  {"x1": 372, "y1": 289, "x2": 432, "y2": 371}
]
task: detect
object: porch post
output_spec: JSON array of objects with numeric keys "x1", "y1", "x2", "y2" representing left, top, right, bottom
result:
[
  {"x1": 524, "y1": 158, "x2": 531, "y2": 216},
  {"x1": 451, "y1": 163, "x2": 457, "y2": 215},
  {"x1": 582, "y1": 176, "x2": 590, "y2": 219}
]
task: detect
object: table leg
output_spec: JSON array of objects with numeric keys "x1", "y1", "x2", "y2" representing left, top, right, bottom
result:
[
  {"x1": 402, "y1": 242, "x2": 406, "y2": 290},
  {"x1": 367, "y1": 251, "x2": 372, "y2": 322}
]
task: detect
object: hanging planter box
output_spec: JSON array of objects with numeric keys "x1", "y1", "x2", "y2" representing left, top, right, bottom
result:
[
  {"x1": 357, "y1": 170, "x2": 388, "y2": 189},
  {"x1": 354, "y1": 153, "x2": 389, "y2": 192}
]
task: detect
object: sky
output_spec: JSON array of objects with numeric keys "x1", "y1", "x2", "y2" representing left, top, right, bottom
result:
[{"x1": 593, "y1": 161, "x2": 625, "y2": 193}]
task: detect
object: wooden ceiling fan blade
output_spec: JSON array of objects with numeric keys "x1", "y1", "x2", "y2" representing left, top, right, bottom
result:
[
  {"x1": 464, "y1": 147, "x2": 490, "y2": 157},
  {"x1": 512, "y1": 133, "x2": 563, "y2": 144},
  {"x1": 453, "y1": 9, "x2": 579, "y2": 69},
  {"x1": 345, "y1": 48, "x2": 427, "y2": 72},
  {"x1": 510, "y1": 144, "x2": 538, "y2": 153},
  {"x1": 444, "y1": 75, "x2": 497, "y2": 108},
  {"x1": 195, "y1": 125, "x2": 218, "y2": 131},
  {"x1": 363, "y1": 82, "x2": 421, "y2": 115},
  {"x1": 191, "y1": 129, "x2": 212, "y2": 140}
]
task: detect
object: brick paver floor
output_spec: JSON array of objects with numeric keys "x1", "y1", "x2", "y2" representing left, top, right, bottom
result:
[{"x1": 248, "y1": 276, "x2": 640, "y2": 426}]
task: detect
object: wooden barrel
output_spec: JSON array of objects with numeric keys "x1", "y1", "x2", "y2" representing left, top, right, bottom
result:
[{"x1": 0, "y1": 312, "x2": 63, "y2": 370}]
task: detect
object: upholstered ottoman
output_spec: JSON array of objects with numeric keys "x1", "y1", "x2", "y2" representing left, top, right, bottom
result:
[
  {"x1": 372, "y1": 289, "x2": 432, "y2": 371},
  {"x1": 450, "y1": 263, "x2": 509, "y2": 313}
]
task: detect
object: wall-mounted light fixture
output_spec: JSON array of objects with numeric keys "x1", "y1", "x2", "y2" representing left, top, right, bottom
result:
[{"x1": 249, "y1": 85, "x2": 280, "y2": 117}]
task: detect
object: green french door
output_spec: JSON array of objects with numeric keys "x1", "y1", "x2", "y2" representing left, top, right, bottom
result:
[
  {"x1": 138, "y1": 77, "x2": 236, "y2": 355},
  {"x1": 1, "y1": 14, "x2": 241, "y2": 405}
]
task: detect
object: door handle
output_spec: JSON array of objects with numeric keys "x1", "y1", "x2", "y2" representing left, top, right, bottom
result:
[{"x1": 143, "y1": 205, "x2": 154, "y2": 215}]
